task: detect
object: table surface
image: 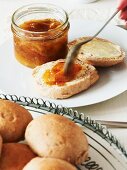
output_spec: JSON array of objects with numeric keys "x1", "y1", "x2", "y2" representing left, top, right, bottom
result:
[{"x1": 0, "y1": 0, "x2": 127, "y2": 149}]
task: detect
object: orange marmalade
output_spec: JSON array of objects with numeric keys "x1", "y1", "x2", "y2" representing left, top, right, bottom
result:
[
  {"x1": 43, "y1": 62, "x2": 82, "y2": 86},
  {"x1": 12, "y1": 19, "x2": 69, "y2": 68},
  {"x1": 11, "y1": 4, "x2": 69, "y2": 68},
  {"x1": 20, "y1": 19, "x2": 61, "y2": 32}
]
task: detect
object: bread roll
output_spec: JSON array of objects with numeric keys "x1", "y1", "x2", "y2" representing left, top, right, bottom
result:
[
  {"x1": 23, "y1": 157, "x2": 77, "y2": 170},
  {"x1": 33, "y1": 59, "x2": 99, "y2": 99},
  {"x1": 68, "y1": 37, "x2": 125, "y2": 67},
  {"x1": 0, "y1": 143, "x2": 36, "y2": 170},
  {"x1": 0, "y1": 99, "x2": 33, "y2": 142},
  {"x1": 0, "y1": 135, "x2": 2, "y2": 157},
  {"x1": 25, "y1": 114, "x2": 88, "y2": 165}
]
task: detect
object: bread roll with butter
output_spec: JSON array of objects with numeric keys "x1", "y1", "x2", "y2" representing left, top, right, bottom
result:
[
  {"x1": 33, "y1": 59, "x2": 99, "y2": 99},
  {"x1": 23, "y1": 157, "x2": 77, "y2": 170},
  {"x1": 68, "y1": 37, "x2": 125, "y2": 67}
]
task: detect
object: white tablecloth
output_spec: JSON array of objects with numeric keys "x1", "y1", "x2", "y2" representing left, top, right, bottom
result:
[{"x1": 0, "y1": 0, "x2": 127, "y2": 149}]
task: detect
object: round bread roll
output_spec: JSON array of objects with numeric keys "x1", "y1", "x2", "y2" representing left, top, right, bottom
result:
[
  {"x1": 0, "y1": 135, "x2": 3, "y2": 157},
  {"x1": 23, "y1": 157, "x2": 77, "y2": 170},
  {"x1": 0, "y1": 143, "x2": 36, "y2": 170},
  {"x1": 0, "y1": 99, "x2": 33, "y2": 142},
  {"x1": 68, "y1": 37, "x2": 125, "y2": 67},
  {"x1": 25, "y1": 114, "x2": 88, "y2": 165}
]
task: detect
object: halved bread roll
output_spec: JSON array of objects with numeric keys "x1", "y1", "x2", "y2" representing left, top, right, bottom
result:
[
  {"x1": 33, "y1": 59, "x2": 99, "y2": 99},
  {"x1": 68, "y1": 37, "x2": 125, "y2": 67}
]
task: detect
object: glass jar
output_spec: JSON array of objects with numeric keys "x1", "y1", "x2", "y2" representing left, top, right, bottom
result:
[{"x1": 11, "y1": 3, "x2": 69, "y2": 68}]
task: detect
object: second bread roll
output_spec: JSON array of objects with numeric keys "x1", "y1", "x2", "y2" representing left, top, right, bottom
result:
[
  {"x1": 25, "y1": 114, "x2": 88, "y2": 165},
  {"x1": 68, "y1": 37, "x2": 125, "y2": 67}
]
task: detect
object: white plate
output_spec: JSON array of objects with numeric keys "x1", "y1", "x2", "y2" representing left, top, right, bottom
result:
[
  {"x1": 0, "y1": 20, "x2": 127, "y2": 107},
  {"x1": 0, "y1": 94, "x2": 127, "y2": 170}
]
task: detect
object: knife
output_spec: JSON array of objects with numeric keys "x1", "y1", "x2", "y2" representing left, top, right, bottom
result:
[{"x1": 96, "y1": 120, "x2": 127, "y2": 128}]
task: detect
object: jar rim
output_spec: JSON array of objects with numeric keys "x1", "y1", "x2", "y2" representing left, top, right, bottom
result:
[{"x1": 11, "y1": 3, "x2": 69, "y2": 35}]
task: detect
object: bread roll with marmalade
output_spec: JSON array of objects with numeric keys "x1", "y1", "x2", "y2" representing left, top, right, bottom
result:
[
  {"x1": 25, "y1": 114, "x2": 89, "y2": 165},
  {"x1": 33, "y1": 59, "x2": 99, "y2": 99},
  {"x1": 23, "y1": 157, "x2": 77, "y2": 170},
  {"x1": 68, "y1": 37, "x2": 125, "y2": 67}
]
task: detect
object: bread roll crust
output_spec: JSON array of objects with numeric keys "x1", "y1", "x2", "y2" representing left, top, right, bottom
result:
[
  {"x1": 0, "y1": 99, "x2": 33, "y2": 142},
  {"x1": 68, "y1": 37, "x2": 125, "y2": 67},
  {"x1": 0, "y1": 143, "x2": 36, "y2": 170},
  {"x1": 33, "y1": 59, "x2": 99, "y2": 99},
  {"x1": 23, "y1": 157, "x2": 77, "y2": 170},
  {"x1": 0, "y1": 135, "x2": 2, "y2": 157},
  {"x1": 25, "y1": 114, "x2": 89, "y2": 165}
]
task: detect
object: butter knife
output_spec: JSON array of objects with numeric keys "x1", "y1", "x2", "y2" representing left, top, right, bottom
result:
[{"x1": 96, "y1": 120, "x2": 127, "y2": 128}]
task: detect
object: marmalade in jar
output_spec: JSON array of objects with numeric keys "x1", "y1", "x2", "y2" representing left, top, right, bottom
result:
[
  {"x1": 11, "y1": 4, "x2": 69, "y2": 68},
  {"x1": 12, "y1": 19, "x2": 69, "y2": 68}
]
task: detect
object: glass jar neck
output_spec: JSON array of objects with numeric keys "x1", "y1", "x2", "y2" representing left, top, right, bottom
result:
[{"x1": 11, "y1": 3, "x2": 69, "y2": 40}]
